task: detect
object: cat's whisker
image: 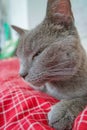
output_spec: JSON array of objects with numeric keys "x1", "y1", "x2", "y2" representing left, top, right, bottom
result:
[
  {"x1": 28, "y1": 68, "x2": 75, "y2": 82},
  {"x1": 48, "y1": 68, "x2": 74, "y2": 72},
  {"x1": 47, "y1": 60, "x2": 74, "y2": 70}
]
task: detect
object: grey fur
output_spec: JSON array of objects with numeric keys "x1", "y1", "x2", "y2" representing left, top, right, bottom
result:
[{"x1": 12, "y1": 0, "x2": 87, "y2": 129}]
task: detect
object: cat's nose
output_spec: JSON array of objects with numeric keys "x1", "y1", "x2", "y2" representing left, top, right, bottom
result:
[{"x1": 19, "y1": 72, "x2": 28, "y2": 79}]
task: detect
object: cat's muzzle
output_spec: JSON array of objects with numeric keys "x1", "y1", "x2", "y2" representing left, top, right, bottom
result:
[{"x1": 19, "y1": 72, "x2": 28, "y2": 79}]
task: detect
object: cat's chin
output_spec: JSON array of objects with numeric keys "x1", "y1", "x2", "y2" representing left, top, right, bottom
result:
[
  {"x1": 24, "y1": 77, "x2": 43, "y2": 88},
  {"x1": 25, "y1": 75, "x2": 46, "y2": 87}
]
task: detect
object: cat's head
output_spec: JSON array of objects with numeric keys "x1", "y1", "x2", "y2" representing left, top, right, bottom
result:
[{"x1": 12, "y1": 0, "x2": 83, "y2": 87}]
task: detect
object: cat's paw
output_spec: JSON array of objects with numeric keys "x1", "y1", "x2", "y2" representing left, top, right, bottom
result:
[{"x1": 48, "y1": 101, "x2": 75, "y2": 130}]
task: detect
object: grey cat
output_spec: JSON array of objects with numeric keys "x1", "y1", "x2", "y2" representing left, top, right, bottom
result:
[{"x1": 12, "y1": 0, "x2": 87, "y2": 130}]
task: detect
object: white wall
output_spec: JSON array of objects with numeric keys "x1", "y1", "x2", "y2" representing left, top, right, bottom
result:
[
  {"x1": 71, "y1": 0, "x2": 87, "y2": 50},
  {"x1": 28, "y1": 0, "x2": 47, "y2": 29},
  {"x1": 9, "y1": 0, "x2": 29, "y2": 29},
  {"x1": 8, "y1": 0, "x2": 29, "y2": 39}
]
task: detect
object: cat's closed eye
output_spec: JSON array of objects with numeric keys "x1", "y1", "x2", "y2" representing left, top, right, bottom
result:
[{"x1": 32, "y1": 50, "x2": 42, "y2": 60}]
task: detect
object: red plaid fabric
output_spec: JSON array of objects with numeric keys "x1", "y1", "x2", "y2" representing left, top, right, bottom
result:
[
  {"x1": 0, "y1": 58, "x2": 58, "y2": 130},
  {"x1": 73, "y1": 107, "x2": 87, "y2": 130},
  {"x1": 0, "y1": 58, "x2": 87, "y2": 130}
]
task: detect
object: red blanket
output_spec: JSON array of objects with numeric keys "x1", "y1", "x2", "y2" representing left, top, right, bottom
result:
[{"x1": 0, "y1": 58, "x2": 87, "y2": 130}]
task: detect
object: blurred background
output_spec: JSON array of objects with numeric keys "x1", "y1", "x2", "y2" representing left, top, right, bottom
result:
[{"x1": 0, "y1": 0, "x2": 87, "y2": 59}]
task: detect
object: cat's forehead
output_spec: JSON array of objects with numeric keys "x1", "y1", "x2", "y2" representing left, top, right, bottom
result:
[
  {"x1": 20, "y1": 26, "x2": 54, "y2": 51},
  {"x1": 16, "y1": 28, "x2": 47, "y2": 56},
  {"x1": 22, "y1": 24, "x2": 64, "y2": 47}
]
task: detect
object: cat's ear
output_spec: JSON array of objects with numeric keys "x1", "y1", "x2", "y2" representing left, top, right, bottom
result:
[
  {"x1": 11, "y1": 25, "x2": 27, "y2": 35},
  {"x1": 46, "y1": 0, "x2": 74, "y2": 26}
]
